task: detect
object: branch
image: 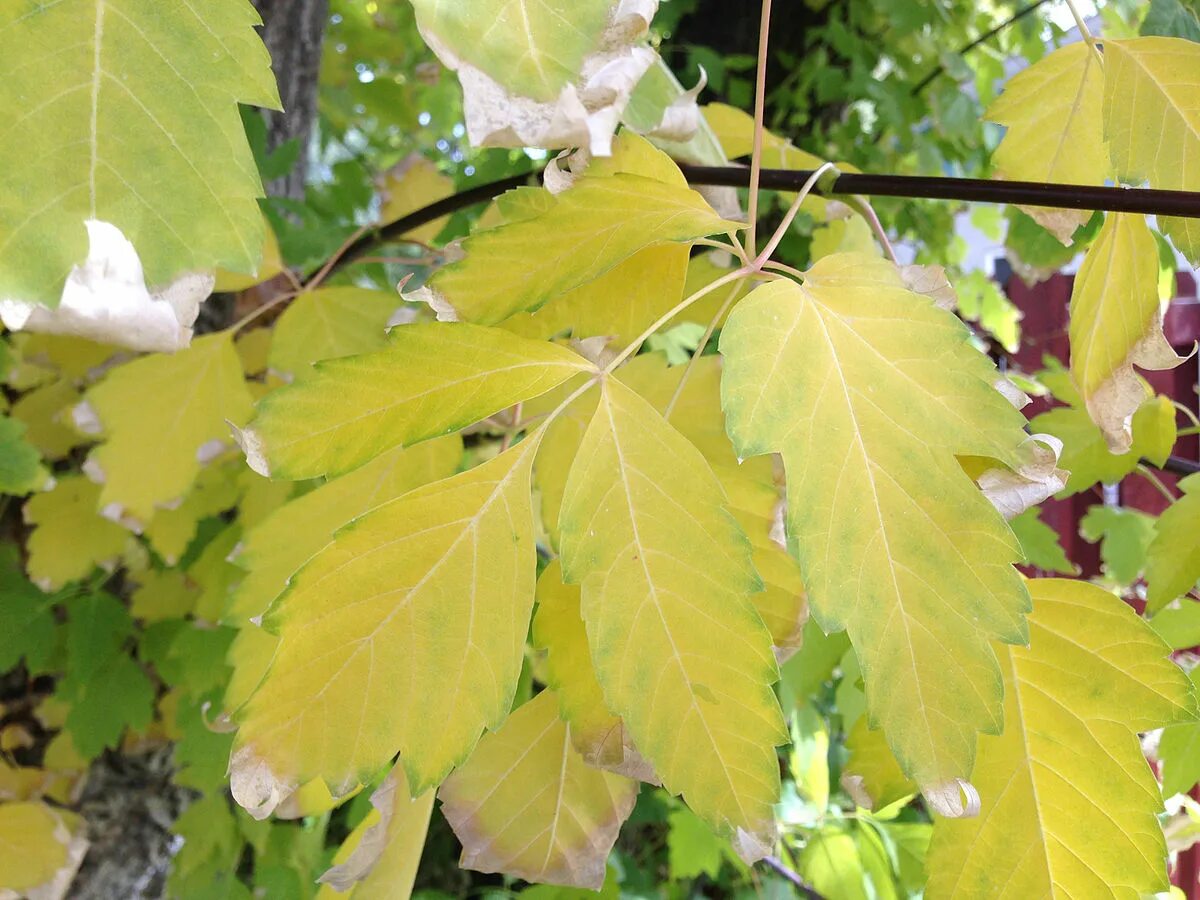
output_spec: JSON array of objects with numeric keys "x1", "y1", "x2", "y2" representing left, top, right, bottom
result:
[{"x1": 761, "y1": 855, "x2": 826, "y2": 900}]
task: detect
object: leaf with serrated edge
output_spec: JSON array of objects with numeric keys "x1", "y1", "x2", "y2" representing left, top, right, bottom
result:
[
  {"x1": 24, "y1": 474, "x2": 131, "y2": 591},
  {"x1": 720, "y1": 253, "x2": 1033, "y2": 809},
  {"x1": 83, "y1": 333, "x2": 254, "y2": 524},
  {"x1": 240, "y1": 322, "x2": 588, "y2": 480},
  {"x1": 317, "y1": 764, "x2": 433, "y2": 897},
  {"x1": 230, "y1": 437, "x2": 541, "y2": 817},
  {"x1": 0, "y1": 414, "x2": 48, "y2": 495},
  {"x1": 268, "y1": 287, "x2": 401, "y2": 381},
  {"x1": 0, "y1": 802, "x2": 84, "y2": 896},
  {"x1": 439, "y1": 691, "x2": 638, "y2": 889},
  {"x1": 1104, "y1": 37, "x2": 1200, "y2": 262},
  {"x1": 229, "y1": 436, "x2": 461, "y2": 623},
  {"x1": 926, "y1": 578, "x2": 1197, "y2": 898},
  {"x1": 1147, "y1": 473, "x2": 1200, "y2": 611},
  {"x1": 413, "y1": 173, "x2": 738, "y2": 326},
  {"x1": 559, "y1": 377, "x2": 785, "y2": 860},
  {"x1": 0, "y1": 0, "x2": 278, "y2": 308},
  {"x1": 986, "y1": 42, "x2": 1108, "y2": 241},
  {"x1": 532, "y1": 560, "x2": 656, "y2": 781},
  {"x1": 1069, "y1": 213, "x2": 1185, "y2": 453}
]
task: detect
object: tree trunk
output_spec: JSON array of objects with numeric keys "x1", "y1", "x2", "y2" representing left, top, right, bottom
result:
[{"x1": 252, "y1": 0, "x2": 330, "y2": 200}]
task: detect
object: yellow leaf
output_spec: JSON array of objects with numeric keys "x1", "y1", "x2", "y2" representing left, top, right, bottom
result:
[
  {"x1": 241, "y1": 322, "x2": 588, "y2": 480},
  {"x1": 1147, "y1": 473, "x2": 1200, "y2": 610},
  {"x1": 720, "y1": 253, "x2": 1034, "y2": 807},
  {"x1": 129, "y1": 569, "x2": 198, "y2": 623},
  {"x1": 143, "y1": 459, "x2": 243, "y2": 565},
  {"x1": 9, "y1": 378, "x2": 87, "y2": 460},
  {"x1": 268, "y1": 288, "x2": 401, "y2": 381},
  {"x1": 1104, "y1": 37, "x2": 1200, "y2": 262},
  {"x1": 224, "y1": 624, "x2": 278, "y2": 713},
  {"x1": 986, "y1": 42, "x2": 1108, "y2": 241},
  {"x1": 559, "y1": 378, "x2": 785, "y2": 860},
  {"x1": 926, "y1": 579, "x2": 1197, "y2": 898},
  {"x1": 24, "y1": 474, "x2": 132, "y2": 591},
  {"x1": 412, "y1": 165, "x2": 737, "y2": 325},
  {"x1": 10, "y1": 333, "x2": 119, "y2": 383},
  {"x1": 187, "y1": 524, "x2": 242, "y2": 622},
  {"x1": 674, "y1": 252, "x2": 752, "y2": 330},
  {"x1": 841, "y1": 717, "x2": 915, "y2": 812},
  {"x1": 378, "y1": 154, "x2": 455, "y2": 244},
  {"x1": 229, "y1": 436, "x2": 461, "y2": 622},
  {"x1": 83, "y1": 332, "x2": 254, "y2": 524},
  {"x1": 235, "y1": 327, "x2": 273, "y2": 377},
  {"x1": 214, "y1": 214, "x2": 284, "y2": 292},
  {"x1": 500, "y1": 244, "x2": 690, "y2": 349},
  {"x1": 0, "y1": 802, "x2": 82, "y2": 896},
  {"x1": 317, "y1": 765, "x2": 433, "y2": 898},
  {"x1": 230, "y1": 438, "x2": 542, "y2": 816},
  {"x1": 439, "y1": 691, "x2": 638, "y2": 889},
  {"x1": 532, "y1": 561, "x2": 655, "y2": 780},
  {"x1": 1069, "y1": 213, "x2": 1185, "y2": 453}
]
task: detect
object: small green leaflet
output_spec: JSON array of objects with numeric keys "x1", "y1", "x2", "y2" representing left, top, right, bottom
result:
[
  {"x1": 1146, "y1": 473, "x2": 1200, "y2": 611},
  {"x1": 1078, "y1": 505, "x2": 1156, "y2": 586},
  {"x1": 0, "y1": 0, "x2": 279, "y2": 306},
  {"x1": 1008, "y1": 508, "x2": 1076, "y2": 575},
  {"x1": 0, "y1": 415, "x2": 48, "y2": 495},
  {"x1": 0, "y1": 546, "x2": 58, "y2": 673}
]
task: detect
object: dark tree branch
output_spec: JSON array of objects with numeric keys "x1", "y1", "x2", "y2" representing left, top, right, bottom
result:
[{"x1": 761, "y1": 855, "x2": 827, "y2": 900}]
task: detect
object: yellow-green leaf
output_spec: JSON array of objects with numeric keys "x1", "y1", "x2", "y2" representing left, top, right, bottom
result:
[
  {"x1": 532, "y1": 561, "x2": 654, "y2": 780},
  {"x1": 378, "y1": 154, "x2": 455, "y2": 244},
  {"x1": 9, "y1": 378, "x2": 87, "y2": 460},
  {"x1": 720, "y1": 253, "x2": 1033, "y2": 806},
  {"x1": 1069, "y1": 213, "x2": 1183, "y2": 452},
  {"x1": 926, "y1": 578, "x2": 1197, "y2": 898},
  {"x1": 24, "y1": 474, "x2": 132, "y2": 591},
  {"x1": 229, "y1": 436, "x2": 461, "y2": 622},
  {"x1": 317, "y1": 765, "x2": 433, "y2": 898},
  {"x1": 1104, "y1": 37, "x2": 1200, "y2": 262},
  {"x1": 1147, "y1": 473, "x2": 1200, "y2": 611},
  {"x1": 0, "y1": 802, "x2": 80, "y2": 895},
  {"x1": 268, "y1": 287, "x2": 401, "y2": 381},
  {"x1": 0, "y1": 414, "x2": 48, "y2": 496},
  {"x1": 143, "y1": 459, "x2": 243, "y2": 565},
  {"x1": 0, "y1": 0, "x2": 278, "y2": 307},
  {"x1": 83, "y1": 332, "x2": 254, "y2": 524},
  {"x1": 559, "y1": 378, "x2": 785, "y2": 859},
  {"x1": 986, "y1": 42, "x2": 1108, "y2": 241},
  {"x1": 841, "y1": 718, "x2": 915, "y2": 812},
  {"x1": 414, "y1": 173, "x2": 737, "y2": 326},
  {"x1": 439, "y1": 690, "x2": 638, "y2": 889},
  {"x1": 240, "y1": 322, "x2": 588, "y2": 480},
  {"x1": 230, "y1": 438, "x2": 541, "y2": 816}
]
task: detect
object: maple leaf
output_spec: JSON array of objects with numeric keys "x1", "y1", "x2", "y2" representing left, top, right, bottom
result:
[
  {"x1": 1104, "y1": 37, "x2": 1200, "y2": 262},
  {"x1": 230, "y1": 438, "x2": 541, "y2": 817},
  {"x1": 720, "y1": 253, "x2": 1035, "y2": 808},
  {"x1": 986, "y1": 42, "x2": 1108, "y2": 241},
  {"x1": 926, "y1": 578, "x2": 1197, "y2": 898},
  {"x1": 440, "y1": 690, "x2": 639, "y2": 889},
  {"x1": 239, "y1": 322, "x2": 588, "y2": 480},
  {"x1": 1146, "y1": 473, "x2": 1200, "y2": 611},
  {"x1": 559, "y1": 377, "x2": 786, "y2": 860},
  {"x1": 24, "y1": 474, "x2": 132, "y2": 591},
  {"x1": 0, "y1": 802, "x2": 86, "y2": 896},
  {"x1": 0, "y1": 0, "x2": 278, "y2": 330},
  {"x1": 268, "y1": 288, "x2": 402, "y2": 382},
  {"x1": 83, "y1": 332, "x2": 254, "y2": 524},
  {"x1": 0, "y1": 414, "x2": 48, "y2": 495},
  {"x1": 1069, "y1": 213, "x2": 1184, "y2": 452}
]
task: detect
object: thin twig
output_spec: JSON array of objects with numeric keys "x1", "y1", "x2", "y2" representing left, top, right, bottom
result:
[
  {"x1": 1174, "y1": 401, "x2": 1200, "y2": 430},
  {"x1": 761, "y1": 855, "x2": 826, "y2": 900},
  {"x1": 753, "y1": 163, "x2": 836, "y2": 268},
  {"x1": 746, "y1": 0, "x2": 774, "y2": 258},
  {"x1": 1063, "y1": 0, "x2": 1103, "y2": 62},
  {"x1": 1137, "y1": 464, "x2": 1178, "y2": 503},
  {"x1": 843, "y1": 195, "x2": 898, "y2": 264},
  {"x1": 227, "y1": 289, "x2": 301, "y2": 335}
]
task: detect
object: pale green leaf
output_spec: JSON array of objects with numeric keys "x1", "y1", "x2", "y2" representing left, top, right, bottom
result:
[
  {"x1": 1104, "y1": 37, "x2": 1200, "y2": 261},
  {"x1": 268, "y1": 288, "x2": 400, "y2": 381},
  {"x1": 0, "y1": 0, "x2": 279, "y2": 306},
  {"x1": 926, "y1": 578, "x2": 1197, "y2": 898},
  {"x1": 0, "y1": 803, "x2": 78, "y2": 896},
  {"x1": 1147, "y1": 473, "x2": 1200, "y2": 610},
  {"x1": 240, "y1": 322, "x2": 588, "y2": 480},
  {"x1": 24, "y1": 474, "x2": 132, "y2": 591},
  {"x1": 231, "y1": 438, "x2": 541, "y2": 816},
  {"x1": 0, "y1": 414, "x2": 48, "y2": 495},
  {"x1": 1161, "y1": 672, "x2": 1200, "y2": 797},
  {"x1": 83, "y1": 332, "x2": 255, "y2": 523},
  {"x1": 559, "y1": 378, "x2": 786, "y2": 860},
  {"x1": 667, "y1": 806, "x2": 727, "y2": 881},
  {"x1": 842, "y1": 718, "x2": 915, "y2": 813},
  {"x1": 720, "y1": 253, "x2": 1032, "y2": 804},
  {"x1": 1079, "y1": 505, "x2": 1156, "y2": 586},
  {"x1": 1008, "y1": 508, "x2": 1077, "y2": 575},
  {"x1": 439, "y1": 691, "x2": 638, "y2": 889}
]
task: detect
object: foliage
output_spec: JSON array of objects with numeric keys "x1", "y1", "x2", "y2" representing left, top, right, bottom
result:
[{"x1": 2, "y1": 2, "x2": 1200, "y2": 899}]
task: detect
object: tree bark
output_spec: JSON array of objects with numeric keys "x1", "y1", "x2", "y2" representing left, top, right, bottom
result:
[{"x1": 251, "y1": 0, "x2": 330, "y2": 200}]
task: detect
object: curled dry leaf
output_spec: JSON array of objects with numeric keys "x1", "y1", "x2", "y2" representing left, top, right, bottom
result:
[{"x1": 978, "y1": 434, "x2": 1069, "y2": 520}]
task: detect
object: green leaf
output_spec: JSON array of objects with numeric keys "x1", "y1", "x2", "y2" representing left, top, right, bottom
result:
[
  {"x1": 1104, "y1": 37, "x2": 1200, "y2": 262},
  {"x1": 231, "y1": 438, "x2": 542, "y2": 816},
  {"x1": 1078, "y1": 505, "x2": 1156, "y2": 586},
  {"x1": 409, "y1": 0, "x2": 610, "y2": 102},
  {"x1": 1141, "y1": 0, "x2": 1200, "y2": 41},
  {"x1": 558, "y1": 378, "x2": 785, "y2": 860},
  {"x1": 84, "y1": 332, "x2": 255, "y2": 524},
  {"x1": 60, "y1": 593, "x2": 155, "y2": 758},
  {"x1": 1160, "y1": 672, "x2": 1200, "y2": 796},
  {"x1": 1146, "y1": 473, "x2": 1200, "y2": 610},
  {"x1": 926, "y1": 578, "x2": 1196, "y2": 898},
  {"x1": 0, "y1": 546, "x2": 58, "y2": 673},
  {"x1": 0, "y1": 0, "x2": 279, "y2": 307},
  {"x1": 798, "y1": 829, "x2": 869, "y2": 900},
  {"x1": 267, "y1": 287, "x2": 401, "y2": 381},
  {"x1": 720, "y1": 253, "x2": 1033, "y2": 808},
  {"x1": 240, "y1": 322, "x2": 588, "y2": 480},
  {"x1": 667, "y1": 806, "x2": 727, "y2": 881},
  {"x1": 1008, "y1": 508, "x2": 1076, "y2": 575},
  {"x1": 0, "y1": 415, "x2": 48, "y2": 495},
  {"x1": 439, "y1": 691, "x2": 638, "y2": 889},
  {"x1": 1150, "y1": 599, "x2": 1200, "y2": 649}
]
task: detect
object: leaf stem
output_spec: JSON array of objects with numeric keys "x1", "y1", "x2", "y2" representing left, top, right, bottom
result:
[
  {"x1": 1136, "y1": 464, "x2": 1178, "y2": 503},
  {"x1": 843, "y1": 195, "x2": 899, "y2": 264},
  {"x1": 746, "y1": 0, "x2": 774, "y2": 258},
  {"x1": 663, "y1": 278, "x2": 747, "y2": 421},
  {"x1": 752, "y1": 162, "x2": 837, "y2": 269},
  {"x1": 1063, "y1": 0, "x2": 1102, "y2": 62},
  {"x1": 762, "y1": 260, "x2": 806, "y2": 281},
  {"x1": 227, "y1": 289, "x2": 301, "y2": 335},
  {"x1": 696, "y1": 236, "x2": 751, "y2": 264},
  {"x1": 761, "y1": 855, "x2": 826, "y2": 900},
  {"x1": 1173, "y1": 401, "x2": 1200, "y2": 429}
]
